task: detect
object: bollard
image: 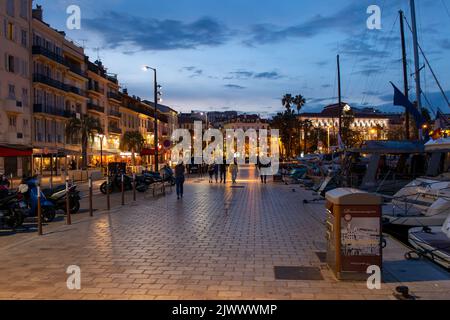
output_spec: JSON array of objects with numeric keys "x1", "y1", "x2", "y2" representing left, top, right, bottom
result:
[
  {"x1": 37, "y1": 185, "x2": 42, "y2": 236},
  {"x1": 106, "y1": 175, "x2": 111, "y2": 211},
  {"x1": 133, "y1": 173, "x2": 136, "y2": 201},
  {"x1": 121, "y1": 174, "x2": 125, "y2": 206},
  {"x1": 66, "y1": 177, "x2": 71, "y2": 225},
  {"x1": 10, "y1": 173, "x2": 13, "y2": 189},
  {"x1": 89, "y1": 175, "x2": 93, "y2": 217}
]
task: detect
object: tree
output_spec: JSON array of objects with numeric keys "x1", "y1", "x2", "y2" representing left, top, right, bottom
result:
[
  {"x1": 293, "y1": 95, "x2": 306, "y2": 154},
  {"x1": 66, "y1": 116, "x2": 102, "y2": 169},
  {"x1": 300, "y1": 119, "x2": 313, "y2": 153},
  {"x1": 120, "y1": 131, "x2": 145, "y2": 168},
  {"x1": 282, "y1": 94, "x2": 294, "y2": 112},
  {"x1": 341, "y1": 107, "x2": 363, "y2": 148},
  {"x1": 271, "y1": 110, "x2": 298, "y2": 158}
]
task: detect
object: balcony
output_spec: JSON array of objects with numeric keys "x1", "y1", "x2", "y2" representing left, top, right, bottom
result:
[
  {"x1": 67, "y1": 85, "x2": 86, "y2": 97},
  {"x1": 87, "y1": 102, "x2": 105, "y2": 114},
  {"x1": 33, "y1": 104, "x2": 75, "y2": 118},
  {"x1": 107, "y1": 92, "x2": 122, "y2": 102},
  {"x1": 108, "y1": 126, "x2": 122, "y2": 135},
  {"x1": 108, "y1": 109, "x2": 122, "y2": 118},
  {"x1": 32, "y1": 46, "x2": 67, "y2": 66},
  {"x1": 3, "y1": 98, "x2": 24, "y2": 114},
  {"x1": 68, "y1": 64, "x2": 87, "y2": 78},
  {"x1": 88, "y1": 84, "x2": 104, "y2": 95},
  {"x1": 33, "y1": 73, "x2": 67, "y2": 92}
]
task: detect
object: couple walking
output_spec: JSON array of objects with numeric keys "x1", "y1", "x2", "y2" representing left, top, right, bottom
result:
[{"x1": 208, "y1": 160, "x2": 239, "y2": 184}]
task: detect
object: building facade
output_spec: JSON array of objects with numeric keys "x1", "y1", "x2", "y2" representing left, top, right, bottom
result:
[
  {"x1": 298, "y1": 103, "x2": 401, "y2": 142},
  {"x1": 0, "y1": 0, "x2": 33, "y2": 177},
  {"x1": 31, "y1": 5, "x2": 87, "y2": 174}
]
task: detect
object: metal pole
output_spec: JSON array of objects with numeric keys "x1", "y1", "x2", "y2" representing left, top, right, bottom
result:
[
  {"x1": 89, "y1": 175, "x2": 93, "y2": 217},
  {"x1": 100, "y1": 137, "x2": 103, "y2": 175},
  {"x1": 37, "y1": 184, "x2": 42, "y2": 235},
  {"x1": 66, "y1": 176, "x2": 71, "y2": 225},
  {"x1": 337, "y1": 54, "x2": 342, "y2": 137},
  {"x1": 121, "y1": 174, "x2": 125, "y2": 206},
  {"x1": 410, "y1": 0, "x2": 422, "y2": 138},
  {"x1": 154, "y1": 69, "x2": 159, "y2": 172},
  {"x1": 400, "y1": 10, "x2": 410, "y2": 140},
  {"x1": 10, "y1": 173, "x2": 13, "y2": 189},
  {"x1": 133, "y1": 173, "x2": 136, "y2": 201},
  {"x1": 106, "y1": 175, "x2": 110, "y2": 211}
]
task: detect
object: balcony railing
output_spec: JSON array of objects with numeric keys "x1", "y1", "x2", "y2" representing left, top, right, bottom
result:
[
  {"x1": 108, "y1": 110, "x2": 122, "y2": 118},
  {"x1": 107, "y1": 92, "x2": 122, "y2": 101},
  {"x1": 32, "y1": 45, "x2": 67, "y2": 66},
  {"x1": 108, "y1": 126, "x2": 122, "y2": 135},
  {"x1": 88, "y1": 84, "x2": 104, "y2": 94},
  {"x1": 33, "y1": 104, "x2": 75, "y2": 118},
  {"x1": 33, "y1": 74, "x2": 67, "y2": 92},
  {"x1": 68, "y1": 64, "x2": 87, "y2": 78},
  {"x1": 67, "y1": 85, "x2": 86, "y2": 97},
  {"x1": 87, "y1": 103, "x2": 105, "y2": 113}
]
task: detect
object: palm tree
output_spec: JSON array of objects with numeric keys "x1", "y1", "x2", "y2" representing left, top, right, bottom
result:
[
  {"x1": 300, "y1": 119, "x2": 313, "y2": 154},
  {"x1": 120, "y1": 131, "x2": 145, "y2": 168},
  {"x1": 293, "y1": 95, "x2": 306, "y2": 154},
  {"x1": 282, "y1": 94, "x2": 293, "y2": 112},
  {"x1": 66, "y1": 116, "x2": 102, "y2": 169}
]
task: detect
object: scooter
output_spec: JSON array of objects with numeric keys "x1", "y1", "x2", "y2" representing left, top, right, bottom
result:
[
  {"x1": 0, "y1": 184, "x2": 28, "y2": 229},
  {"x1": 42, "y1": 184, "x2": 81, "y2": 214},
  {"x1": 21, "y1": 176, "x2": 57, "y2": 222},
  {"x1": 100, "y1": 174, "x2": 133, "y2": 194}
]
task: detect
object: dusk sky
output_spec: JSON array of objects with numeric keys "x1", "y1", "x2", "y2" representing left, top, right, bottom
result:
[{"x1": 36, "y1": 0, "x2": 450, "y2": 117}]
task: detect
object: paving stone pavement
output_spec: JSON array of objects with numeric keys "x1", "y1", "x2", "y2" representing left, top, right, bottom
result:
[{"x1": 0, "y1": 166, "x2": 449, "y2": 300}]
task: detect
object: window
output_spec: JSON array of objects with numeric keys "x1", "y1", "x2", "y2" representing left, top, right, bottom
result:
[
  {"x1": 8, "y1": 84, "x2": 15, "y2": 99},
  {"x1": 21, "y1": 30, "x2": 27, "y2": 47},
  {"x1": 7, "y1": 22, "x2": 14, "y2": 41},
  {"x1": 7, "y1": 0, "x2": 15, "y2": 16},
  {"x1": 7, "y1": 54, "x2": 16, "y2": 73},
  {"x1": 22, "y1": 88, "x2": 28, "y2": 107},
  {"x1": 9, "y1": 115, "x2": 17, "y2": 128},
  {"x1": 20, "y1": 0, "x2": 28, "y2": 20}
]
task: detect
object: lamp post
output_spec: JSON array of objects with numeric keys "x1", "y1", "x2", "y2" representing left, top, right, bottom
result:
[
  {"x1": 142, "y1": 66, "x2": 160, "y2": 171},
  {"x1": 98, "y1": 133, "x2": 105, "y2": 174}
]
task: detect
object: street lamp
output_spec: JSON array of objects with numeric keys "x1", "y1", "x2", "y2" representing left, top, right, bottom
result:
[
  {"x1": 142, "y1": 65, "x2": 160, "y2": 171},
  {"x1": 98, "y1": 133, "x2": 105, "y2": 174}
]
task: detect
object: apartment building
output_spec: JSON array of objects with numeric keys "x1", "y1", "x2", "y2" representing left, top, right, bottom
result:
[
  {"x1": 0, "y1": 0, "x2": 32, "y2": 177},
  {"x1": 31, "y1": 5, "x2": 87, "y2": 174}
]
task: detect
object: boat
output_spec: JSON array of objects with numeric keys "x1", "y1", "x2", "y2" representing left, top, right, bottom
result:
[
  {"x1": 407, "y1": 214, "x2": 450, "y2": 269},
  {"x1": 382, "y1": 138, "x2": 450, "y2": 227}
]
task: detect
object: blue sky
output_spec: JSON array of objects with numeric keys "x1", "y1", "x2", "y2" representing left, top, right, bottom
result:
[{"x1": 36, "y1": 0, "x2": 450, "y2": 117}]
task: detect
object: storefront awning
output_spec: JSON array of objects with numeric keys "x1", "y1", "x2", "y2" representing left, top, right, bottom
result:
[
  {"x1": 141, "y1": 148, "x2": 156, "y2": 156},
  {"x1": 0, "y1": 147, "x2": 32, "y2": 157}
]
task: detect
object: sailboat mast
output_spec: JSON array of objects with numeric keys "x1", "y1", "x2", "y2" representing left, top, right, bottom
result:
[
  {"x1": 399, "y1": 10, "x2": 410, "y2": 140},
  {"x1": 337, "y1": 54, "x2": 342, "y2": 137},
  {"x1": 410, "y1": 0, "x2": 422, "y2": 130}
]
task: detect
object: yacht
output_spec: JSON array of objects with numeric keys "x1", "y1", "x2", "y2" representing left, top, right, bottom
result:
[{"x1": 382, "y1": 138, "x2": 450, "y2": 227}]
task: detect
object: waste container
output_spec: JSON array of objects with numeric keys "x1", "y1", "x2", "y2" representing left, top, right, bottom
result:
[{"x1": 325, "y1": 188, "x2": 382, "y2": 280}]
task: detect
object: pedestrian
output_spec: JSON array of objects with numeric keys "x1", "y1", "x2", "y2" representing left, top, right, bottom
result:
[
  {"x1": 208, "y1": 163, "x2": 215, "y2": 183},
  {"x1": 229, "y1": 159, "x2": 239, "y2": 184},
  {"x1": 219, "y1": 162, "x2": 227, "y2": 184},
  {"x1": 258, "y1": 157, "x2": 270, "y2": 184},
  {"x1": 214, "y1": 162, "x2": 219, "y2": 183},
  {"x1": 175, "y1": 161, "x2": 186, "y2": 200}
]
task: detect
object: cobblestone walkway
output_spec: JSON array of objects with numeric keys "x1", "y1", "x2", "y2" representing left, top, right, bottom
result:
[{"x1": 0, "y1": 166, "x2": 449, "y2": 300}]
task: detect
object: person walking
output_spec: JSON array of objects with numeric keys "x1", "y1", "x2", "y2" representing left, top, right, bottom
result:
[
  {"x1": 175, "y1": 161, "x2": 186, "y2": 200},
  {"x1": 229, "y1": 159, "x2": 239, "y2": 184},
  {"x1": 219, "y1": 162, "x2": 227, "y2": 184},
  {"x1": 208, "y1": 163, "x2": 215, "y2": 183},
  {"x1": 214, "y1": 162, "x2": 219, "y2": 183}
]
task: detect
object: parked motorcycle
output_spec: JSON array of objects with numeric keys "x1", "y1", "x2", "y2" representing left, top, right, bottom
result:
[
  {"x1": 160, "y1": 166, "x2": 176, "y2": 186},
  {"x1": 100, "y1": 174, "x2": 133, "y2": 194},
  {"x1": 42, "y1": 184, "x2": 81, "y2": 214},
  {"x1": 0, "y1": 184, "x2": 28, "y2": 229},
  {"x1": 21, "y1": 176, "x2": 57, "y2": 222}
]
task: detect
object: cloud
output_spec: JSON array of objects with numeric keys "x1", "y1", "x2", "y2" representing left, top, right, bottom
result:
[
  {"x1": 180, "y1": 66, "x2": 203, "y2": 77},
  {"x1": 84, "y1": 12, "x2": 231, "y2": 51},
  {"x1": 224, "y1": 70, "x2": 283, "y2": 80},
  {"x1": 224, "y1": 84, "x2": 246, "y2": 90}
]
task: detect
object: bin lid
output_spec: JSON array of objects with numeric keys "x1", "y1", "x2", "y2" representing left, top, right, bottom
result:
[{"x1": 325, "y1": 188, "x2": 382, "y2": 205}]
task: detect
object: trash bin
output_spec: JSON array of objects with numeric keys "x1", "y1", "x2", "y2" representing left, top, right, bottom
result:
[{"x1": 325, "y1": 188, "x2": 382, "y2": 280}]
